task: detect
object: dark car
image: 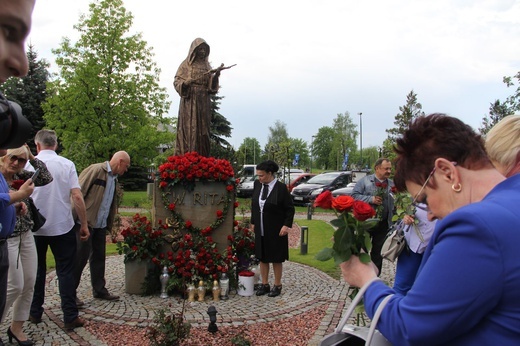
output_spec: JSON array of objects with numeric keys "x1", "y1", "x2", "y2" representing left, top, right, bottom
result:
[
  {"x1": 290, "y1": 171, "x2": 352, "y2": 205},
  {"x1": 287, "y1": 173, "x2": 316, "y2": 192},
  {"x1": 331, "y1": 182, "x2": 357, "y2": 197}
]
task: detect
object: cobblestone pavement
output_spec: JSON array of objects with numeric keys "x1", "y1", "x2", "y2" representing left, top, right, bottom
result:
[{"x1": 0, "y1": 212, "x2": 396, "y2": 345}]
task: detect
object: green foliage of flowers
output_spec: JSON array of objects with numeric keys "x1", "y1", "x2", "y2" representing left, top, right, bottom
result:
[
  {"x1": 147, "y1": 302, "x2": 191, "y2": 346},
  {"x1": 231, "y1": 331, "x2": 252, "y2": 346},
  {"x1": 116, "y1": 214, "x2": 166, "y2": 263}
]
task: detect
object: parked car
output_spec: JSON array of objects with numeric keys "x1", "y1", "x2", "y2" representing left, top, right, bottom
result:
[
  {"x1": 279, "y1": 168, "x2": 305, "y2": 184},
  {"x1": 331, "y1": 182, "x2": 357, "y2": 197},
  {"x1": 291, "y1": 171, "x2": 352, "y2": 205},
  {"x1": 287, "y1": 173, "x2": 316, "y2": 192},
  {"x1": 237, "y1": 164, "x2": 256, "y2": 179},
  {"x1": 237, "y1": 175, "x2": 256, "y2": 198}
]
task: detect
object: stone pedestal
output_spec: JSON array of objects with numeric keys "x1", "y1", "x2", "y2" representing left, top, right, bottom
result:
[
  {"x1": 125, "y1": 260, "x2": 149, "y2": 294},
  {"x1": 152, "y1": 180, "x2": 234, "y2": 254}
]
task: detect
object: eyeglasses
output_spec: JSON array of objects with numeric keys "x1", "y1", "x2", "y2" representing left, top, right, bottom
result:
[
  {"x1": 9, "y1": 155, "x2": 28, "y2": 165},
  {"x1": 411, "y1": 167, "x2": 436, "y2": 209},
  {"x1": 411, "y1": 162, "x2": 458, "y2": 211}
]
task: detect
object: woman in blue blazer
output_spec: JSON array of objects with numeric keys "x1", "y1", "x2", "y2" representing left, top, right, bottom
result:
[{"x1": 341, "y1": 114, "x2": 520, "y2": 345}]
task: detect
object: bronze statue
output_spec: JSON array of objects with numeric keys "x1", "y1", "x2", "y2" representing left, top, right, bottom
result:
[{"x1": 173, "y1": 38, "x2": 234, "y2": 157}]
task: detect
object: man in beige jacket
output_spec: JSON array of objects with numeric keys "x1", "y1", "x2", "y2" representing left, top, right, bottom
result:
[{"x1": 75, "y1": 151, "x2": 130, "y2": 303}]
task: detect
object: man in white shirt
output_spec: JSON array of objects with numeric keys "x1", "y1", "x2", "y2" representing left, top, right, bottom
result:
[{"x1": 29, "y1": 130, "x2": 90, "y2": 330}]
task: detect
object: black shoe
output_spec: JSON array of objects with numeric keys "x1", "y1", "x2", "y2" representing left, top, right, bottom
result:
[
  {"x1": 28, "y1": 315, "x2": 41, "y2": 324},
  {"x1": 93, "y1": 293, "x2": 119, "y2": 301},
  {"x1": 7, "y1": 327, "x2": 34, "y2": 346},
  {"x1": 268, "y1": 285, "x2": 282, "y2": 297},
  {"x1": 64, "y1": 317, "x2": 85, "y2": 330},
  {"x1": 255, "y1": 284, "x2": 270, "y2": 296}
]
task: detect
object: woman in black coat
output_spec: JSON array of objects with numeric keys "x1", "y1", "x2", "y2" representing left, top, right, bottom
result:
[{"x1": 250, "y1": 160, "x2": 295, "y2": 297}]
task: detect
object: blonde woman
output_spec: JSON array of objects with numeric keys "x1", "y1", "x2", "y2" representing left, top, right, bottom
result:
[
  {"x1": 485, "y1": 114, "x2": 520, "y2": 177},
  {"x1": 0, "y1": 146, "x2": 52, "y2": 346}
]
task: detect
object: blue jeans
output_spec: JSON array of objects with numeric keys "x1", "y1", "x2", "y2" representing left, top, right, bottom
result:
[
  {"x1": 394, "y1": 249, "x2": 423, "y2": 296},
  {"x1": 31, "y1": 226, "x2": 78, "y2": 323}
]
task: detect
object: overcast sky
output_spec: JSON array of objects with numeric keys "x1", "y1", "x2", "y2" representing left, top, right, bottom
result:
[{"x1": 29, "y1": 0, "x2": 520, "y2": 150}]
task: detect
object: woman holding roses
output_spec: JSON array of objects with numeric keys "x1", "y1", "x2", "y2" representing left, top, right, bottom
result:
[
  {"x1": 0, "y1": 145, "x2": 52, "y2": 345},
  {"x1": 340, "y1": 114, "x2": 520, "y2": 345},
  {"x1": 250, "y1": 160, "x2": 294, "y2": 298}
]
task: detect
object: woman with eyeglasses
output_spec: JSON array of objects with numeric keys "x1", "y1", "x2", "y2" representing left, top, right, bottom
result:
[
  {"x1": 0, "y1": 146, "x2": 52, "y2": 346},
  {"x1": 340, "y1": 114, "x2": 520, "y2": 345}
]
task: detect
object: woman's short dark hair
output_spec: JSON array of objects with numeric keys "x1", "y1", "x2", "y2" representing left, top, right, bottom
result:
[
  {"x1": 393, "y1": 113, "x2": 493, "y2": 191},
  {"x1": 256, "y1": 160, "x2": 279, "y2": 174}
]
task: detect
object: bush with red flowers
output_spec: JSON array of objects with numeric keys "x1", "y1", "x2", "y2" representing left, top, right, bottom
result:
[
  {"x1": 228, "y1": 221, "x2": 256, "y2": 261},
  {"x1": 314, "y1": 191, "x2": 377, "y2": 264},
  {"x1": 117, "y1": 214, "x2": 166, "y2": 263}
]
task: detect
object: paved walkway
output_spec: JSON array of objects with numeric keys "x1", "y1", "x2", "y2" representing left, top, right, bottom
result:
[{"x1": 0, "y1": 212, "x2": 396, "y2": 345}]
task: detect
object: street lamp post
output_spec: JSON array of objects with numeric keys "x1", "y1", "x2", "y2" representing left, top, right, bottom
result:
[
  {"x1": 358, "y1": 112, "x2": 363, "y2": 169},
  {"x1": 310, "y1": 135, "x2": 316, "y2": 173}
]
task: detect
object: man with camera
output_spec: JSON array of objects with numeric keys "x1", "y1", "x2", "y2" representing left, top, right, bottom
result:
[{"x1": 0, "y1": 1, "x2": 38, "y2": 344}]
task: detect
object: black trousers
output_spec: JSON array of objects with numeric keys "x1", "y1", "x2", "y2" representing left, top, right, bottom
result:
[
  {"x1": 370, "y1": 220, "x2": 389, "y2": 275},
  {"x1": 31, "y1": 226, "x2": 78, "y2": 323},
  {"x1": 75, "y1": 227, "x2": 109, "y2": 297}
]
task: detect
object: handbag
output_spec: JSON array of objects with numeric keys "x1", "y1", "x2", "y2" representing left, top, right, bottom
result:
[
  {"x1": 381, "y1": 220, "x2": 406, "y2": 263},
  {"x1": 28, "y1": 197, "x2": 46, "y2": 232},
  {"x1": 319, "y1": 277, "x2": 393, "y2": 346}
]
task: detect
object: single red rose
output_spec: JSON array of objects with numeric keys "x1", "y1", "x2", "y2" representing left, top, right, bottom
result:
[
  {"x1": 159, "y1": 181, "x2": 167, "y2": 188},
  {"x1": 168, "y1": 203, "x2": 175, "y2": 211},
  {"x1": 11, "y1": 179, "x2": 25, "y2": 190},
  {"x1": 331, "y1": 195, "x2": 355, "y2": 212},
  {"x1": 352, "y1": 200, "x2": 376, "y2": 221},
  {"x1": 314, "y1": 190, "x2": 333, "y2": 209},
  {"x1": 185, "y1": 220, "x2": 192, "y2": 228}
]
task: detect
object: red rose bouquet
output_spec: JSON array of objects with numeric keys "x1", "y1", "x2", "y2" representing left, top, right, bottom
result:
[{"x1": 314, "y1": 191, "x2": 377, "y2": 264}]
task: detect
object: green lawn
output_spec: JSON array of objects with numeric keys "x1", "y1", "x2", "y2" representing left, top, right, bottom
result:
[
  {"x1": 289, "y1": 219, "x2": 340, "y2": 279},
  {"x1": 121, "y1": 190, "x2": 152, "y2": 209},
  {"x1": 45, "y1": 243, "x2": 119, "y2": 270}
]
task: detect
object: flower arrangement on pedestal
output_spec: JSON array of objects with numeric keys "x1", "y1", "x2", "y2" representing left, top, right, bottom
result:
[{"x1": 154, "y1": 152, "x2": 240, "y2": 291}]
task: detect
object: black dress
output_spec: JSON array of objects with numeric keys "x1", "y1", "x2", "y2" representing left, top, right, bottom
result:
[{"x1": 251, "y1": 180, "x2": 295, "y2": 263}]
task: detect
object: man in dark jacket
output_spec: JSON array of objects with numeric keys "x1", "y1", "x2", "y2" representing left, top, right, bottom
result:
[
  {"x1": 74, "y1": 151, "x2": 130, "y2": 303},
  {"x1": 351, "y1": 158, "x2": 395, "y2": 274}
]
